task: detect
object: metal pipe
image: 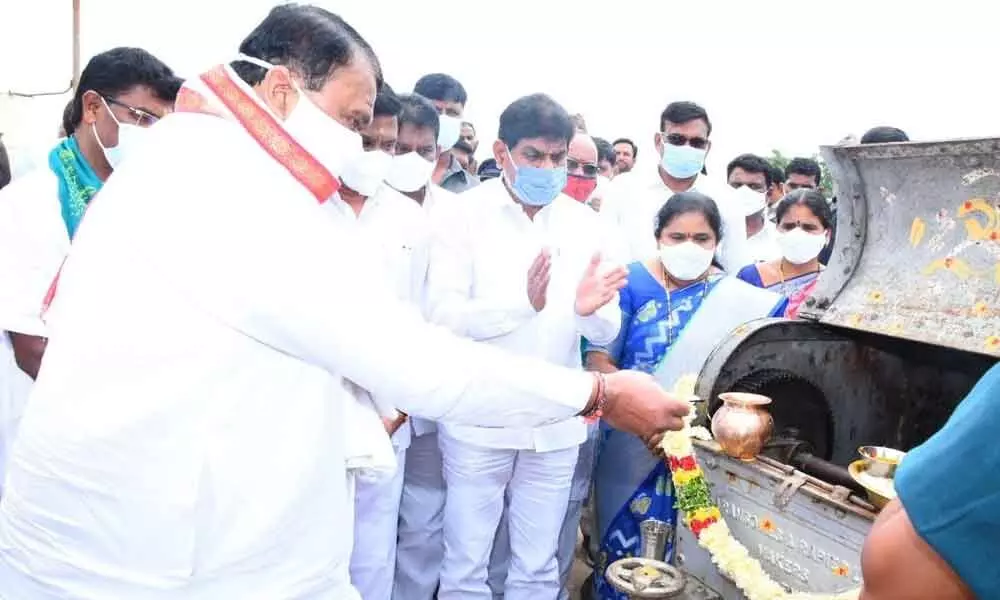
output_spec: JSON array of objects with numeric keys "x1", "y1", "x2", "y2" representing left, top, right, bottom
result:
[
  {"x1": 72, "y1": 0, "x2": 81, "y2": 89},
  {"x1": 790, "y1": 453, "x2": 867, "y2": 496},
  {"x1": 5, "y1": 0, "x2": 77, "y2": 98}
]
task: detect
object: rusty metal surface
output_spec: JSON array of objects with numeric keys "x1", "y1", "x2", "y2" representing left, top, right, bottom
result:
[
  {"x1": 695, "y1": 320, "x2": 994, "y2": 466},
  {"x1": 675, "y1": 444, "x2": 873, "y2": 598},
  {"x1": 803, "y1": 137, "x2": 1000, "y2": 357}
]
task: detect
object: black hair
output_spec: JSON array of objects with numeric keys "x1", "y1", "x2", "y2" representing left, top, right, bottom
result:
[
  {"x1": 60, "y1": 99, "x2": 75, "y2": 138},
  {"x1": 654, "y1": 191, "x2": 723, "y2": 242},
  {"x1": 452, "y1": 140, "x2": 475, "y2": 155},
  {"x1": 767, "y1": 164, "x2": 785, "y2": 186},
  {"x1": 67, "y1": 47, "x2": 181, "y2": 133},
  {"x1": 0, "y1": 135, "x2": 9, "y2": 191},
  {"x1": 461, "y1": 121, "x2": 475, "y2": 134},
  {"x1": 612, "y1": 137, "x2": 637, "y2": 160},
  {"x1": 478, "y1": 158, "x2": 500, "y2": 178},
  {"x1": 775, "y1": 189, "x2": 834, "y2": 230},
  {"x1": 726, "y1": 153, "x2": 772, "y2": 187},
  {"x1": 233, "y1": 4, "x2": 382, "y2": 92},
  {"x1": 785, "y1": 157, "x2": 822, "y2": 186},
  {"x1": 413, "y1": 73, "x2": 467, "y2": 106},
  {"x1": 860, "y1": 126, "x2": 909, "y2": 144},
  {"x1": 659, "y1": 101, "x2": 712, "y2": 136},
  {"x1": 497, "y1": 93, "x2": 574, "y2": 150},
  {"x1": 373, "y1": 82, "x2": 401, "y2": 118},
  {"x1": 397, "y1": 93, "x2": 440, "y2": 139},
  {"x1": 594, "y1": 137, "x2": 615, "y2": 165}
]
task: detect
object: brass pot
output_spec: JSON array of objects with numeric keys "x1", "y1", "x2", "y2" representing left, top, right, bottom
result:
[{"x1": 711, "y1": 392, "x2": 774, "y2": 461}]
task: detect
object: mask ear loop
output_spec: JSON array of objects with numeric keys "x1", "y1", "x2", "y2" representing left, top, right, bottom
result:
[
  {"x1": 233, "y1": 54, "x2": 275, "y2": 71},
  {"x1": 92, "y1": 96, "x2": 123, "y2": 154}
]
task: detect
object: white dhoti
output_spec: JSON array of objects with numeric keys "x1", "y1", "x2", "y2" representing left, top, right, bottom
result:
[
  {"x1": 438, "y1": 432, "x2": 578, "y2": 600},
  {"x1": 350, "y1": 426, "x2": 410, "y2": 600},
  {"x1": 393, "y1": 428, "x2": 446, "y2": 600}
]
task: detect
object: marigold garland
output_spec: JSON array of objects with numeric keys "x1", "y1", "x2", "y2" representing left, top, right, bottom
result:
[{"x1": 661, "y1": 376, "x2": 861, "y2": 600}]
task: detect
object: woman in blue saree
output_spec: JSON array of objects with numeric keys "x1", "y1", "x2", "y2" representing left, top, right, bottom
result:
[
  {"x1": 736, "y1": 189, "x2": 832, "y2": 319},
  {"x1": 585, "y1": 192, "x2": 785, "y2": 599}
]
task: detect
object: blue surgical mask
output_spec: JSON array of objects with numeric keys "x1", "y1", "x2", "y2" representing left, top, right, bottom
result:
[
  {"x1": 660, "y1": 142, "x2": 707, "y2": 180},
  {"x1": 503, "y1": 149, "x2": 567, "y2": 207}
]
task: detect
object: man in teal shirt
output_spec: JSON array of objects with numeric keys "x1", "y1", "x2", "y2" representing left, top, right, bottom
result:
[{"x1": 861, "y1": 362, "x2": 999, "y2": 599}]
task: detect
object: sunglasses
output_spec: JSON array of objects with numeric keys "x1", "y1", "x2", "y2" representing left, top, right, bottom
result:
[
  {"x1": 662, "y1": 133, "x2": 709, "y2": 150},
  {"x1": 567, "y1": 158, "x2": 599, "y2": 178}
]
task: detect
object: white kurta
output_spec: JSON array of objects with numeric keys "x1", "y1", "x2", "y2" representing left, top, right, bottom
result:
[
  {"x1": 0, "y1": 113, "x2": 595, "y2": 600},
  {"x1": 426, "y1": 179, "x2": 621, "y2": 452},
  {"x1": 601, "y1": 168, "x2": 752, "y2": 272},
  {"x1": 393, "y1": 182, "x2": 459, "y2": 600},
  {"x1": 425, "y1": 180, "x2": 620, "y2": 600},
  {"x1": 0, "y1": 167, "x2": 66, "y2": 495},
  {"x1": 322, "y1": 184, "x2": 431, "y2": 600}
]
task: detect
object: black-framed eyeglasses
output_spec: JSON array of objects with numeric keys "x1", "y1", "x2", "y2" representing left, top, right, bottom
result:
[
  {"x1": 567, "y1": 158, "x2": 599, "y2": 178},
  {"x1": 785, "y1": 182, "x2": 817, "y2": 191},
  {"x1": 104, "y1": 97, "x2": 159, "y2": 127},
  {"x1": 662, "y1": 132, "x2": 709, "y2": 150}
]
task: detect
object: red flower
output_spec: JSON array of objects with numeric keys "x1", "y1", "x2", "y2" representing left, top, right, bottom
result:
[
  {"x1": 679, "y1": 456, "x2": 697, "y2": 470},
  {"x1": 669, "y1": 457, "x2": 681, "y2": 470},
  {"x1": 689, "y1": 516, "x2": 719, "y2": 538}
]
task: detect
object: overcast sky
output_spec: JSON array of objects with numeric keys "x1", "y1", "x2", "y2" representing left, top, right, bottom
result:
[{"x1": 2, "y1": 0, "x2": 998, "y2": 175}]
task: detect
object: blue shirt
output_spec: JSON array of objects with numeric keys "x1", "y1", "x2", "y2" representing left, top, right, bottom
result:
[{"x1": 895, "y1": 362, "x2": 1000, "y2": 598}]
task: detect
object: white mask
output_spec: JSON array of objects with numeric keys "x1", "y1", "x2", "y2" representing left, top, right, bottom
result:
[
  {"x1": 340, "y1": 150, "x2": 392, "y2": 197},
  {"x1": 777, "y1": 227, "x2": 828, "y2": 264},
  {"x1": 659, "y1": 241, "x2": 715, "y2": 281},
  {"x1": 94, "y1": 97, "x2": 145, "y2": 169},
  {"x1": 733, "y1": 185, "x2": 767, "y2": 217},
  {"x1": 437, "y1": 114, "x2": 462, "y2": 150},
  {"x1": 386, "y1": 151, "x2": 436, "y2": 193},
  {"x1": 235, "y1": 54, "x2": 363, "y2": 178}
]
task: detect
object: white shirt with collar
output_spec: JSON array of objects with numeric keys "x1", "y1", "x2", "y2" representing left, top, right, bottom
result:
[
  {"x1": 425, "y1": 178, "x2": 621, "y2": 452},
  {"x1": 324, "y1": 185, "x2": 431, "y2": 311},
  {"x1": 746, "y1": 219, "x2": 783, "y2": 264},
  {"x1": 601, "y1": 167, "x2": 752, "y2": 272}
]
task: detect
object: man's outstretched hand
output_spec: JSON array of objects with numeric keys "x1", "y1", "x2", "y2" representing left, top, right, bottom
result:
[{"x1": 600, "y1": 370, "x2": 690, "y2": 439}]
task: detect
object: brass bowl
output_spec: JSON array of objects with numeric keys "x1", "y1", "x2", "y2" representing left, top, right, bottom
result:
[
  {"x1": 848, "y1": 460, "x2": 897, "y2": 510},
  {"x1": 858, "y1": 445, "x2": 906, "y2": 478}
]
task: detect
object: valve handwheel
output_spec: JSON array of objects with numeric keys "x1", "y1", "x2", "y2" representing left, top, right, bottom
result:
[{"x1": 605, "y1": 556, "x2": 686, "y2": 598}]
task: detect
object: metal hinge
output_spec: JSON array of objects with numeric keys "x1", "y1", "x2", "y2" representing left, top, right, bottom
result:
[{"x1": 773, "y1": 472, "x2": 809, "y2": 509}]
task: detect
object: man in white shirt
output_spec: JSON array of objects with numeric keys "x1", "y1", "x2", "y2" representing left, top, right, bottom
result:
[
  {"x1": 414, "y1": 74, "x2": 478, "y2": 194},
  {"x1": 602, "y1": 101, "x2": 751, "y2": 272},
  {"x1": 0, "y1": 47, "x2": 179, "y2": 497},
  {"x1": 426, "y1": 93, "x2": 624, "y2": 600},
  {"x1": 326, "y1": 83, "x2": 427, "y2": 600},
  {"x1": 386, "y1": 92, "x2": 462, "y2": 600},
  {"x1": 727, "y1": 153, "x2": 782, "y2": 264},
  {"x1": 0, "y1": 7, "x2": 689, "y2": 599}
]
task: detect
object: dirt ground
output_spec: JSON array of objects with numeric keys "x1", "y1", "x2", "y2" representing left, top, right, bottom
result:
[{"x1": 568, "y1": 553, "x2": 591, "y2": 600}]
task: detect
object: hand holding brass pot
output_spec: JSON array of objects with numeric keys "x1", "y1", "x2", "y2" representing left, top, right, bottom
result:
[{"x1": 711, "y1": 392, "x2": 774, "y2": 461}]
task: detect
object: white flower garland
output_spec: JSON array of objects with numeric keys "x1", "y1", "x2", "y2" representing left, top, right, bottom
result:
[{"x1": 661, "y1": 375, "x2": 861, "y2": 600}]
